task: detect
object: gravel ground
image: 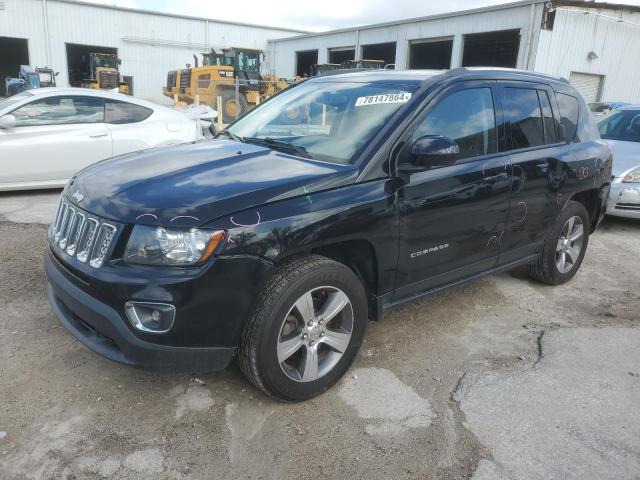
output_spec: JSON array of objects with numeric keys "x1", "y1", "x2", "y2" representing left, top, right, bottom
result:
[{"x1": 0, "y1": 192, "x2": 638, "y2": 479}]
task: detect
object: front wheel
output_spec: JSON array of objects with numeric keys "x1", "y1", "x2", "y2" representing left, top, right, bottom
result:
[
  {"x1": 219, "y1": 88, "x2": 249, "y2": 124},
  {"x1": 239, "y1": 255, "x2": 367, "y2": 401},
  {"x1": 528, "y1": 201, "x2": 590, "y2": 285}
]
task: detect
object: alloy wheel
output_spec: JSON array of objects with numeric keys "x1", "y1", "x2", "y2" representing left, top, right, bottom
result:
[
  {"x1": 277, "y1": 286, "x2": 353, "y2": 382},
  {"x1": 555, "y1": 215, "x2": 584, "y2": 274}
]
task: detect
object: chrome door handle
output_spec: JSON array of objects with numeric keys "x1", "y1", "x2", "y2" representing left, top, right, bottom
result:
[{"x1": 89, "y1": 133, "x2": 108, "y2": 138}]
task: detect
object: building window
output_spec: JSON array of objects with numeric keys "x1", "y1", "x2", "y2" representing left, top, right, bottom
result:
[
  {"x1": 296, "y1": 50, "x2": 318, "y2": 77},
  {"x1": 409, "y1": 38, "x2": 453, "y2": 69},
  {"x1": 361, "y1": 42, "x2": 397, "y2": 67},
  {"x1": 328, "y1": 48, "x2": 355, "y2": 64},
  {"x1": 462, "y1": 29, "x2": 520, "y2": 68}
]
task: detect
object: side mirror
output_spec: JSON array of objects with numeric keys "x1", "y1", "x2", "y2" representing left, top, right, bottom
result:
[
  {"x1": 398, "y1": 135, "x2": 459, "y2": 174},
  {"x1": 55, "y1": 71, "x2": 59, "y2": 77},
  {"x1": 117, "y1": 58, "x2": 122, "y2": 65},
  {"x1": 0, "y1": 115, "x2": 16, "y2": 130}
]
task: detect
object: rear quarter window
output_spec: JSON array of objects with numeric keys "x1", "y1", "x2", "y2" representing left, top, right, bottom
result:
[
  {"x1": 556, "y1": 93, "x2": 579, "y2": 142},
  {"x1": 105, "y1": 101, "x2": 153, "y2": 124}
]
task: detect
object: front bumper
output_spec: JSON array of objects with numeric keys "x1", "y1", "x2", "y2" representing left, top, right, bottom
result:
[
  {"x1": 606, "y1": 179, "x2": 640, "y2": 219},
  {"x1": 45, "y1": 247, "x2": 237, "y2": 371}
]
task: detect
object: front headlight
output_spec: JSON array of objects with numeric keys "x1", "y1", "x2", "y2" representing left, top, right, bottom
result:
[
  {"x1": 622, "y1": 168, "x2": 640, "y2": 183},
  {"x1": 124, "y1": 225, "x2": 225, "y2": 266}
]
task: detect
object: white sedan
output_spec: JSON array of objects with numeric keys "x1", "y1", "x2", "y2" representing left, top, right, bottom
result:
[
  {"x1": 0, "y1": 88, "x2": 209, "y2": 191},
  {"x1": 598, "y1": 106, "x2": 640, "y2": 219}
]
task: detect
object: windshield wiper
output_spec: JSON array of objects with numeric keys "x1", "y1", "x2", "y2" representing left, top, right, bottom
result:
[
  {"x1": 242, "y1": 137, "x2": 312, "y2": 159},
  {"x1": 216, "y1": 130, "x2": 243, "y2": 142}
]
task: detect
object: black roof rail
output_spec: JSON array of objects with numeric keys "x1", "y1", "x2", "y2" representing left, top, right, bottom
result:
[{"x1": 444, "y1": 67, "x2": 569, "y2": 84}]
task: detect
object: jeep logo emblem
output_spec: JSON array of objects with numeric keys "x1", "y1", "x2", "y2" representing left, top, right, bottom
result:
[{"x1": 71, "y1": 191, "x2": 84, "y2": 203}]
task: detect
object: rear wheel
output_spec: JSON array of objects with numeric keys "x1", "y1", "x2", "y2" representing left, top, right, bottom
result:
[
  {"x1": 239, "y1": 255, "x2": 367, "y2": 401},
  {"x1": 528, "y1": 201, "x2": 590, "y2": 285}
]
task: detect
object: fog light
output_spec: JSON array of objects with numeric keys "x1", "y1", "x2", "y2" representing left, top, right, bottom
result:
[{"x1": 125, "y1": 302, "x2": 175, "y2": 333}]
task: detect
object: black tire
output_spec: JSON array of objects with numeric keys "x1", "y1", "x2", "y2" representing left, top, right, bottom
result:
[
  {"x1": 239, "y1": 255, "x2": 367, "y2": 401},
  {"x1": 219, "y1": 88, "x2": 249, "y2": 124},
  {"x1": 528, "y1": 201, "x2": 590, "y2": 285}
]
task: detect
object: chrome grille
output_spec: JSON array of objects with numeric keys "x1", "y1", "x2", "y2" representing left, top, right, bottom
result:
[
  {"x1": 66, "y1": 212, "x2": 85, "y2": 256},
  {"x1": 50, "y1": 198, "x2": 117, "y2": 268},
  {"x1": 90, "y1": 224, "x2": 117, "y2": 268},
  {"x1": 76, "y1": 218, "x2": 99, "y2": 263},
  {"x1": 59, "y1": 206, "x2": 75, "y2": 249}
]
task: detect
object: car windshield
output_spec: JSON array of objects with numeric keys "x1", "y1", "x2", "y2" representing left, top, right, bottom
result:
[
  {"x1": 227, "y1": 80, "x2": 418, "y2": 164},
  {"x1": 598, "y1": 110, "x2": 640, "y2": 143},
  {"x1": 0, "y1": 91, "x2": 34, "y2": 111}
]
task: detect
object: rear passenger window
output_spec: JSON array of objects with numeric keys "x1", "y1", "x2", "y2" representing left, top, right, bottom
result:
[
  {"x1": 105, "y1": 101, "x2": 153, "y2": 124},
  {"x1": 556, "y1": 93, "x2": 579, "y2": 142},
  {"x1": 413, "y1": 87, "x2": 497, "y2": 160},
  {"x1": 502, "y1": 88, "x2": 544, "y2": 149},
  {"x1": 538, "y1": 90, "x2": 557, "y2": 144}
]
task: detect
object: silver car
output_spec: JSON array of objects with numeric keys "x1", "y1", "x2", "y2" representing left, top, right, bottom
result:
[{"x1": 598, "y1": 106, "x2": 640, "y2": 219}]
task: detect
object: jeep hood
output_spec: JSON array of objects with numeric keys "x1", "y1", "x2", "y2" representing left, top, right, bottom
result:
[{"x1": 67, "y1": 140, "x2": 357, "y2": 226}]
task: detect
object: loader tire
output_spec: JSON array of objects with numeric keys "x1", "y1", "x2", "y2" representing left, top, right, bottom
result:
[{"x1": 219, "y1": 88, "x2": 249, "y2": 124}]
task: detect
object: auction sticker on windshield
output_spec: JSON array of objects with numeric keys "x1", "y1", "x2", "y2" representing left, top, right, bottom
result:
[{"x1": 355, "y1": 92, "x2": 412, "y2": 107}]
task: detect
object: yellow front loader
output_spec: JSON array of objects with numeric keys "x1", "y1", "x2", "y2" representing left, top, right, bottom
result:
[
  {"x1": 163, "y1": 48, "x2": 295, "y2": 123},
  {"x1": 81, "y1": 53, "x2": 129, "y2": 95}
]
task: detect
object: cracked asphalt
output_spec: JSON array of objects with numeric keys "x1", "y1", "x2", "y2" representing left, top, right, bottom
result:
[{"x1": 0, "y1": 191, "x2": 639, "y2": 480}]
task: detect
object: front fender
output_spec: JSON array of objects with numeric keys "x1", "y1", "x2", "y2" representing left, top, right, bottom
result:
[{"x1": 204, "y1": 179, "x2": 399, "y2": 295}]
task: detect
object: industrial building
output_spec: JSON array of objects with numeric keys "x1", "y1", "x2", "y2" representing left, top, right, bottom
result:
[
  {"x1": 1, "y1": 0, "x2": 639, "y2": 105},
  {"x1": 0, "y1": 0, "x2": 304, "y2": 101},
  {"x1": 269, "y1": 0, "x2": 640, "y2": 103}
]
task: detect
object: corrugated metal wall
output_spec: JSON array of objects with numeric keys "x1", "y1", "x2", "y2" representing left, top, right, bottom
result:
[
  {"x1": 0, "y1": 0, "x2": 301, "y2": 103},
  {"x1": 269, "y1": 2, "x2": 546, "y2": 78},
  {"x1": 535, "y1": 7, "x2": 640, "y2": 103}
]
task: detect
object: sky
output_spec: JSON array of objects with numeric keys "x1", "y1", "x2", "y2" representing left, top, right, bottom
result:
[{"x1": 84, "y1": 0, "x2": 640, "y2": 32}]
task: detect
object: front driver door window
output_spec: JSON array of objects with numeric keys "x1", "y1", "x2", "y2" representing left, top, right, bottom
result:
[
  {"x1": 12, "y1": 96, "x2": 104, "y2": 126},
  {"x1": 394, "y1": 82, "x2": 511, "y2": 299},
  {"x1": 0, "y1": 96, "x2": 111, "y2": 184}
]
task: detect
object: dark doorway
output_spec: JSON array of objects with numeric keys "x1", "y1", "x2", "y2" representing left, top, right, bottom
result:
[
  {"x1": 296, "y1": 50, "x2": 318, "y2": 77},
  {"x1": 361, "y1": 42, "x2": 396, "y2": 66},
  {"x1": 122, "y1": 75, "x2": 134, "y2": 96},
  {"x1": 409, "y1": 39, "x2": 453, "y2": 69},
  {"x1": 66, "y1": 43, "x2": 118, "y2": 87},
  {"x1": 462, "y1": 29, "x2": 520, "y2": 68},
  {"x1": 0, "y1": 36, "x2": 29, "y2": 97},
  {"x1": 328, "y1": 48, "x2": 355, "y2": 64}
]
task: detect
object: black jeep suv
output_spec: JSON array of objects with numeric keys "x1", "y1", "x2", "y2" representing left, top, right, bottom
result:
[{"x1": 45, "y1": 68, "x2": 612, "y2": 400}]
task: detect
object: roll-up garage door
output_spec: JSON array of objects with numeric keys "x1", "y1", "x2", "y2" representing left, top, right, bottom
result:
[{"x1": 569, "y1": 72, "x2": 603, "y2": 103}]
